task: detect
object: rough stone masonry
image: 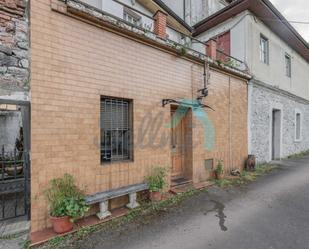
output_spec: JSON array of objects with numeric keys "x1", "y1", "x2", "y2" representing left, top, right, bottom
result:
[{"x1": 0, "y1": 0, "x2": 29, "y2": 101}]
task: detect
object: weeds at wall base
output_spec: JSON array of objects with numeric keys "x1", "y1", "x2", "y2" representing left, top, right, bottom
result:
[
  {"x1": 213, "y1": 164, "x2": 278, "y2": 188},
  {"x1": 287, "y1": 150, "x2": 309, "y2": 159},
  {"x1": 32, "y1": 188, "x2": 204, "y2": 249},
  {"x1": 29, "y1": 164, "x2": 276, "y2": 249}
]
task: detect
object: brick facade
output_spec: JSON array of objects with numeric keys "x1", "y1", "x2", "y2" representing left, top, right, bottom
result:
[
  {"x1": 30, "y1": 0, "x2": 248, "y2": 232},
  {"x1": 153, "y1": 10, "x2": 167, "y2": 40}
]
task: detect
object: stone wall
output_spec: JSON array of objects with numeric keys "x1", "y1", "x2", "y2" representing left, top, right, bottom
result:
[
  {"x1": 249, "y1": 81, "x2": 309, "y2": 163},
  {"x1": 0, "y1": 0, "x2": 29, "y2": 101}
]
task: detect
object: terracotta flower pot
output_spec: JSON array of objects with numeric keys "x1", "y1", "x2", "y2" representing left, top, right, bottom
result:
[
  {"x1": 149, "y1": 191, "x2": 162, "y2": 202},
  {"x1": 216, "y1": 172, "x2": 224, "y2": 180},
  {"x1": 50, "y1": 216, "x2": 73, "y2": 234}
]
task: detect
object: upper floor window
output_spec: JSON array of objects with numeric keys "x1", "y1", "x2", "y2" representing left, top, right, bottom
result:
[
  {"x1": 123, "y1": 6, "x2": 142, "y2": 26},
  {"x1": 295, "y1": 111, "x2": 302, "y2": 141},
  {"x1": 101, "y1": 97, "x2": 133, "y2": 163},
  {"x1": 260, "y1": 35, "x2": 269, "y2": 64},
  {"x1": 285, "y1": 54, "x2": 291, "y2": 77}
]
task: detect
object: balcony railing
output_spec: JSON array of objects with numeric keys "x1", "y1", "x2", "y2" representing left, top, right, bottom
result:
[
  {"x1": 68, "y1": 0, "x2": 249, "y2": 74},
  {"x1": 216, "y1": 49, "x2": 249, "y2": 72}
]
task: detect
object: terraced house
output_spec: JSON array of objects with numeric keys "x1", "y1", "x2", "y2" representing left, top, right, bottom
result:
[
  {"x1": 184, "y1": 0, "x2": 309, "y2": 163},
  {"x1": 1, "y1": 0, "x2": 308, "y2": 242},
  {"x1": 27, "y1": 0, "x2": 251, "y2": 235}
]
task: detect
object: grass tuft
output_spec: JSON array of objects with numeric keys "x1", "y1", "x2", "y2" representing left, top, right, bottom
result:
[
  {"x1": 287, "y1": 150, "x2": 309, "y2": 159},
  {"x1": 213, "y1": 164, "x2": 278, "y2": 188}
]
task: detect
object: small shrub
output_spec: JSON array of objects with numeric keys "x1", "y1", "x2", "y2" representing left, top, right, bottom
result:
[
  {"x1": 44, "y1": 174, "x2": 89, "y2": 220},
  {"x1": 215, "y1": 159, "x2": 224, "y2": 175},
  {"x1": 145, "y1": 167, "x2": 167, "y2": 192}
]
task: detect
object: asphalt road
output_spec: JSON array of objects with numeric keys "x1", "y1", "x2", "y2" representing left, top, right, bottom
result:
[{"x1": 71, "y1": 157, "x2": 309, "y2": 249}]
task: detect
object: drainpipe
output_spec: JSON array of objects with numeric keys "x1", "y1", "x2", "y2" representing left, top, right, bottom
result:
[
  {"x1": 247, "y1": 80, "x2": 253, "y2": 155},
  {"x1": 229, "y1": 77, "x2": 232, "y2": 169}
]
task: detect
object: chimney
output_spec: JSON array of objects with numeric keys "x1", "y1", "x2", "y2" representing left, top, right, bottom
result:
[
  {"x1": 206, "y1": 39, "x2": 217, "y2": 60},
  {"x1": 153, "y1": 10, "x2": 167, "y2": 40}
]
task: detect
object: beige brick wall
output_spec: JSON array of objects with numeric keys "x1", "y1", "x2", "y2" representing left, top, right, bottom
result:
[{"x1": 30, "y1": 0, "x2": 248, "y2": 232}]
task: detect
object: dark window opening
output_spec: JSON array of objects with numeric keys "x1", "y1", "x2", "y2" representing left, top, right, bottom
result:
[
  {"x1": 101, "y1": 97, "x2": 132, "y2": 163},
  {"x1": 285, "y1": 54, "x2": 291, "y2": 77},
  {"x1": 296, "y1": 112, "x2": 301, "y2": 141},
  {"x1": 260, "y1": 35, "x2": 269, "y2": 64}
]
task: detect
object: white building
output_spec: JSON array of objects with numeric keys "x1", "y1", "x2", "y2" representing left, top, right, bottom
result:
[{"x1": 191, "y1": 0, "x2": 309, "y2": 162}]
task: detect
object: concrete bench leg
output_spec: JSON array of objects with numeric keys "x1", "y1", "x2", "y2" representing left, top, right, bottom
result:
[
  {"x1": 126, "y1": 193, "x2": 140, "y2": 209},
  {"x1": 97, "y1": 201, "x2": 112, "y2": 220}
]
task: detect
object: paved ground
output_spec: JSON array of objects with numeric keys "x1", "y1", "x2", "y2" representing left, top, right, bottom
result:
[
  {"x1": 68, "y1": 156, "x2": 309, "y2": 249},
  {"x1": 0, "y1": 233, "x2": 28, "y2": 249}
]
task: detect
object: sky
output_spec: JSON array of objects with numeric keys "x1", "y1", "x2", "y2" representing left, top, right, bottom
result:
[{"x1": 270, "y1": 0, "x2": 309, "y2": 42}]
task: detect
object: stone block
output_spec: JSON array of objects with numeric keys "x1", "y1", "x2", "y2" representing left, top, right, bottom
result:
[
  {"x1": 18, "y1": 58, "x2": 28, "y2": 68},
  {"x1": 0, "y1": 52, "x2": 18, "y2": 66},
  {"x1": 17, "y1": 41, "x2": 28, "y2": 50},
  {"x1": 0, "y1": 66, "x2": 8, "y2": 74},
  {"x1": 0, "y1": 44, "x2": 13, "y2": 55}
]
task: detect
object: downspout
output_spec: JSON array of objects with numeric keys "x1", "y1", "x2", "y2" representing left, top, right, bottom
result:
[
  {"x1": 183, "y1": 0, "x2": 186, "y2": 20},
  {"x1": 229, "y1": 76, "x2": 232, "y2": 169},
  {"x1": 247, "y1": 80, "x2": 253, "y2": 154}
]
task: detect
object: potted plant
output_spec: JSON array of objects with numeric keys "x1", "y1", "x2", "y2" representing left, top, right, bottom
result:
[
  {"x1": 215, "y1": 160, "x2": 224, "y2": 180},
  {"x1": 44, "y1": 174, "x2": 89, "y2": 234},
  {"x1": 4, "y1": 160, "x2": 23, "y2": 176},
  {"x1": 145, "y1": 167, "x2": 167, "y2": 202}
]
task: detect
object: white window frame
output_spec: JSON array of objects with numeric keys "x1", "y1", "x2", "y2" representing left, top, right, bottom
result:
[
  {"x1": 260, "y1": 35, "x2": 269, "y2": 64},
  {"x1": 295, "y1": 109, "x2": 302, "y2": 142},
  {"x1": 123, "y1": 7, "x2": 142, "y2": 27},
  {"x1": 285, "y1": 53, "x2": 291, "y2": 77}
]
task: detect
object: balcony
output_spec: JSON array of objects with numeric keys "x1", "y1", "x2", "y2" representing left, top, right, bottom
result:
[
  {"x1": 56, "y1": 0, "x2": 249, "y2": 75},
  {"x1": 78, "y1": 0, "x2": 184, "y2": 43}
]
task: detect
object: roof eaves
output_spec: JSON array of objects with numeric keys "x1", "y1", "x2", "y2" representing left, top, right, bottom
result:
[{"x1": 193, "y1": 0, "x2": 245, "y2": 29}]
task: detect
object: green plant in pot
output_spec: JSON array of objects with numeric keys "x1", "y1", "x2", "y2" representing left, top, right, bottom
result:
[
  {"x1": 145, "y1": 167, "x2": 167, "y2": 202},
  {"x1": 4, "y1": 160, "x2": 24, "y2": 176},
  {"x1": 44, "y1": 174, "x2": 89, "y2": 234},
  {"x1": 215, "y1": 160, "x2": 224, "y2": 180}
]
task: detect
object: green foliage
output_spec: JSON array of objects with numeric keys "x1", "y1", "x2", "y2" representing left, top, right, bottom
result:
[
  {"x1": 287, "y1": 149, "x2": 309, "y2": 159},
  {"x1": 179, "y1": 47, "x2": 187, "y2": 56},
  {"x1": 37, "y1": 188, "x2": 203, "y2": 249},
  {"x1": 145, "y1": 167, "x2": 167, "y2": 192},
  {"x1": 44, "y1": 174, "x2": 89, "y2": 219},
  {"x1": 215, "y1": 159, "x2": 224, "y2": 175},
  {"x1": 64, "y1": 197, "x2": 89, "y2": 222},
  {"x1": 214, "y1": 164, "x2": 278, "y2": 188}
]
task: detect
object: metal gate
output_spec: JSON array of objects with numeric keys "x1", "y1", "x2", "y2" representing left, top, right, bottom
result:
[
  {"x1": 0, "y1": 148, "x2": 30, "y2": 220},
  {"x1": 0, "y1": 100, "x2": 30, "y2": 221}
]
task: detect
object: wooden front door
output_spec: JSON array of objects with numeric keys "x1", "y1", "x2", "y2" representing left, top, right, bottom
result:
[{"x1": 171, "y1": 107, "x2": 185, "y2": 178}]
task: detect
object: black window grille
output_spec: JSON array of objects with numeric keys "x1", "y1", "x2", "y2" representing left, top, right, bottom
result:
[{"x1": 101, "y1": 97, "x2": 132, "y2": 163}]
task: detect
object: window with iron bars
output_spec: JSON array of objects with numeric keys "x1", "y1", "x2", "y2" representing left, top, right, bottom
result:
[{"x1": 100, "y1": 97, "x2": 133, "y2": 163}]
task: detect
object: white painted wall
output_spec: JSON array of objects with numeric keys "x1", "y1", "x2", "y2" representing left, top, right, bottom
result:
[
  {"x1": 80, "y1": 0, "x2": 183, "y2": 43},
  {"x1": 195, "y1": 10, "x2": 309, "y2": 101},
  {"x1": 162, "y1": 0, "x2": 227, "y2": 25},
  {"x1": 80, "y1": 0, "x2": 154, "y2": 30},
  {"x1": 246, "y1": 15, "x2": 309, "y2": 100},
  {"x1": 0, "y1": 112, "x2": 22, "y2": 153},
  {"x1": 161, "y1": 0, "x2": 185, "y2": 20}
]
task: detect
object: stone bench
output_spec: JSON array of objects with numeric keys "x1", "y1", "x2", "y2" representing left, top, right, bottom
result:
[{"x1": 85, "y1": 183, "x2": 148, "y2": 220}]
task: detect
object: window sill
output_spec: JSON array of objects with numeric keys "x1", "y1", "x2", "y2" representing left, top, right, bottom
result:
[{"x1": 101, "y1": 159, "x2": 134, "y2": 166}]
